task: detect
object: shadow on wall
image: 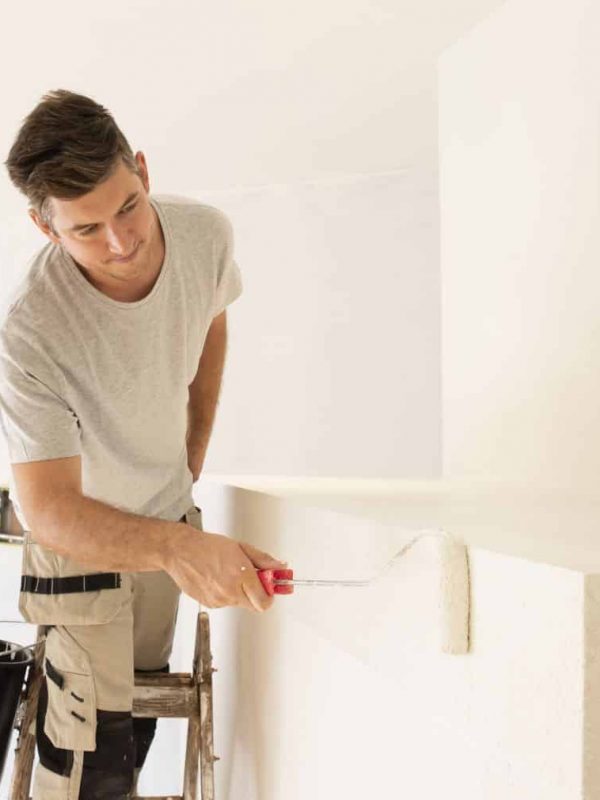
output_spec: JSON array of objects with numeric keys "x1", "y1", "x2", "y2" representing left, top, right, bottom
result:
[{"x1": 215, "y1": 486, "x2": 289, "y2": 799}]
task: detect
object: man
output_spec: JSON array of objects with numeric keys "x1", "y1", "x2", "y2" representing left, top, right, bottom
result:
[{"x1": 0, "y1": 89, "x2": 285, "y2": 799}]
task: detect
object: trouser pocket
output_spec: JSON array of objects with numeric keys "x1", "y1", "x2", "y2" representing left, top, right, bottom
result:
[{"x1": 42, "y1": 627, "x2": 97, "y2": 752}]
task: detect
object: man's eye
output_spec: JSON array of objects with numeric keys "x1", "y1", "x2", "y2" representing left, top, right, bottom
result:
[{"x1": 79, "y1": 203, "x2": 136, "y2": 236}]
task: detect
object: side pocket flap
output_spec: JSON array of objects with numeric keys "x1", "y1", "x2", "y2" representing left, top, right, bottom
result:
[
  {"x1": 45, "y1": 658, "x2": 64, "y2": 690},
  {"x1": 43, "y1": 630, "x2": 97, "y2": 753}
]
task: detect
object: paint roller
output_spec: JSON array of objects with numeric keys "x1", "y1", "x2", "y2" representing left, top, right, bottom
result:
[{"x1": 258, "y1": 529, "x2": 471, "y2": 655}]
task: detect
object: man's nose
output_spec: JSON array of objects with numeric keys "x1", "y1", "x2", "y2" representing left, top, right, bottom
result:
[{"x1": 106, "y1": 225, "x2": 134, "y2": 255}]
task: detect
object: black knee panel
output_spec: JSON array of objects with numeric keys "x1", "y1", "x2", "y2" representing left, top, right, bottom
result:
[{"x1": 79, "y1": 710, "x2": 135, "y2": 799}]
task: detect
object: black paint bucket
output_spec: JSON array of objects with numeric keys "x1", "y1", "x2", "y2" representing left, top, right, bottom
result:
[{"x1": 0, "y1": 640, "x2": 34, "y2": 783}]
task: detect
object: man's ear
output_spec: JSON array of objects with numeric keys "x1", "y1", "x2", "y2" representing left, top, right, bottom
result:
[
  {"x1": 29, "y1": 207, "x2": 60, "y2": 246},
  {"x1": 135, "y1": 151, "x2": 150, "y2": 193}
]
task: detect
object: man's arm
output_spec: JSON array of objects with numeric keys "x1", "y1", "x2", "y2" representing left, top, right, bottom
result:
[
  {"x1": 11, "y1": 454, "x2": 286, "y2": 611},
  {"x1": 13, "y1": 455, "x2": 181, "y2": 572},
  {"x1": 186, "y1": 309, "x2": 228, "y2": 479}
]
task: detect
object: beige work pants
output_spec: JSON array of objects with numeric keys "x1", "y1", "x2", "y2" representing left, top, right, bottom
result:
[{"x1": 17, "y1": 504, "x2": 203, "y2": 800}]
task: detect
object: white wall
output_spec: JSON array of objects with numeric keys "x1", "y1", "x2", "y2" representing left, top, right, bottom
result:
[
  {"x1": 0, "y1": 0, "x2": 511, "y2": 796},
  {"x1": 439, "y1": 0, "x2": 600, "y2": 490},
  {"x1": 194, "y1": 168, "x2": 441, "y2": 477},
  {"x1": 0, "y1": 0, "x2": 506, "y2": 484},
  {"x1": 190, "y1": 479, "x2": 589, "y2": 799}
]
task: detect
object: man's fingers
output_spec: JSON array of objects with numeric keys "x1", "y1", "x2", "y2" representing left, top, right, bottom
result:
[
  {"x1": 239, "y1": 541, "x2": 287, "y2": 569},
  {"x1": 237, "y1": 542, "x2": 287, "y2": 608},
  {"x1": 241, "y1": 579, "x2": 273, "y2": 612},
  {"x1": 232, "y1": 552, "x2": 274, "y2": 611}
]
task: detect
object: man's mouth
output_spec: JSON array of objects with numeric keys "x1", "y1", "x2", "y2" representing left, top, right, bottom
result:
[{"x1": 113, "y1": 243, "x2": 139, "y2": 263}]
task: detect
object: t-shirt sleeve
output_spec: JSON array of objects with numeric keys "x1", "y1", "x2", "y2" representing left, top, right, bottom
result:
[
  {"x1": 0, "y1": 328, "x2": 81, "y2": 464},
  {"x1": 212, "y1": 209, "x2": 243, "y2": 318}
]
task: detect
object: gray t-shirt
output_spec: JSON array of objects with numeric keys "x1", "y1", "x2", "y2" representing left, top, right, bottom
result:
[{"x1": 0, "y1": 194, "x2": 243, "y2": 530}]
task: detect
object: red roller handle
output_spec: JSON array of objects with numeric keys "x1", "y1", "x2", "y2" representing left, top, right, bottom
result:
[{"x1": 257, "y1": 568, "x2": 294, "y2": 596}]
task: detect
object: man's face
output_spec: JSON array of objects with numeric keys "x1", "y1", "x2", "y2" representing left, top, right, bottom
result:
[{"x1": 31, "y1": 151, "x2": 160, "y2": 289}]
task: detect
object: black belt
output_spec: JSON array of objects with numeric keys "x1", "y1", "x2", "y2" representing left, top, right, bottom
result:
[{"x1": 20, "y1": 572, "x2": 121, "y2": 595}]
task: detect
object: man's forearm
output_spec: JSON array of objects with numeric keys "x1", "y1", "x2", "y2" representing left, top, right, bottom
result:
[
  {"x1": 187, "y1": 311, "x2": 227, "y2": 453},
  {"x1": 31, "y1": 490, "x2": 185, "y2": 573}
]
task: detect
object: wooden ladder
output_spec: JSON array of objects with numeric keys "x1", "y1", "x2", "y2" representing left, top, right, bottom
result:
[{"x1": 9, "y1": 611, "x2": 217, "y2": 800}]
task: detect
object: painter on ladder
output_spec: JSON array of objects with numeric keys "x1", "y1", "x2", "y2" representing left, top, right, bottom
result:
[{"x1": 0, "y1": 89, "x2": 287, "y2": 799}]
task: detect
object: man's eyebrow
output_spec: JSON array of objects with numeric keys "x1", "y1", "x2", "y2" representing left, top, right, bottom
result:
[{"x1": 68, "y1": 192, "x2": 140, "y2": 232}]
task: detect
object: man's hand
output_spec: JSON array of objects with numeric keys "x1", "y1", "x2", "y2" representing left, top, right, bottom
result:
[{"x1": 163, "y1": 524, "x2": 287, "y2": 612}]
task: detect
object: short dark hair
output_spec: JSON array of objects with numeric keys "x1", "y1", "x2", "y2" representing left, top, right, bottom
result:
[{"x1": 4, "y1": 89, "x2": 142, "y2": 232}]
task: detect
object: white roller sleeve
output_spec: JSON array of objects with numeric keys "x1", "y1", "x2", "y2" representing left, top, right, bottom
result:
[{"x1": 381, "y1": 529, "x2": 471, "y2": 655}]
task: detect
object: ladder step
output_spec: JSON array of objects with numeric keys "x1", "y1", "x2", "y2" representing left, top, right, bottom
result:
[
  {"x1": 134, "y1": 672, "x2": 194, "y2": 688},
  {"x1": 132, "y1": 676, "x2": 200, "y2": 717}
]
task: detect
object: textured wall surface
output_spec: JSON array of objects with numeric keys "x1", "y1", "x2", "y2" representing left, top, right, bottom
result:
[{"x1": 188, "y1": 478, "x2": 588, "y2": 799}]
